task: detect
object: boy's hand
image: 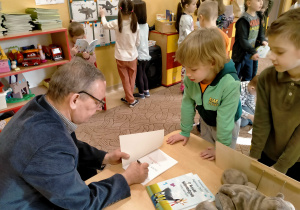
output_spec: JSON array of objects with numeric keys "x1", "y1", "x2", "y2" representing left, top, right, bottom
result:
[
  {"x1": 71, "y1": 46, "x2": 78, "y2": 56},
  {"x1": 122, "y1": 161, "x2": 149, "y2": 185},
  {"x1": 166, "y1": 133, "x2": 189, "y2": 146},
  {"x1": 82, "y1": 51, "x2": 90, "y2": 60},
  {"x1": 200, "y1": 147, "x2": 215, "y2": 161},
  {"x1": 262, "y1": 41, "x2": 268, "y2": 46},
  {"x1": 248, "y1": 114, "x2": 254, "y2": 122},
  {"x1": 99, "y1": 6, "x2": 106, "y2": 17},
  {"x1": 103, "y1": 148, "x2": 130, "y2": 165},
  {"x1": 251, "y1": 53, "x2": 260, "y2": 60}
]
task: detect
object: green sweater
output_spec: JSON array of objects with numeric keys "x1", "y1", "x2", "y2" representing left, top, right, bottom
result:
[
  {"x1": 250, "y1": 67, "x2": 300, "y2": 174},
  {"x1": 180, "y1": 60, "x2": 242, "y2": 146}
]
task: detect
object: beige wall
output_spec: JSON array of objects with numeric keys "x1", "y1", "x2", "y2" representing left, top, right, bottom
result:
[{"x1": 2, "y1": 0, "x2": 288, "y2": 88}]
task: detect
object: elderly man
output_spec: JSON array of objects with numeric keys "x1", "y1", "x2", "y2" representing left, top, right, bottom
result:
[{"x1": 0, "y1": 57, "x2": 149, "y2": 209}]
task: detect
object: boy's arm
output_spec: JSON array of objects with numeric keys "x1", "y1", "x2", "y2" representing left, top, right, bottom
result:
[
  {"x1": 216, "y1": 80, "x2": 240, "y2": 146},
  {"x1": 236, "y1": 19, "x2": 257, "y2": 55},
  {"x1": 264, "y1": 0, "x2": 274, "y2": 17},
  {"x1": 250, "y1": 74, "x2": 271, "y2": 159},
  {"x1": 101, "y1": 17, "x2": 118, "y2": 30},
  {"x1": 256, "y1": 16, "x2": 267, "y2": 45},
  {"x1": 180, "y1": 77, "x2": 196, "y2": 138},
  {"x1": 273, "y1": 125, "x2": 300, "y2": 173}
]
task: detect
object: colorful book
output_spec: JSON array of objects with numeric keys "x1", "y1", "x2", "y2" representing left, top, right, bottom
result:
[
  {"x1": 256, "y1": 45, "x2": 270, "y2": 58},
  {"x1": 146, "y1": 173, "x2": 215, "y2": 210},
  {"x1": 75, "y1": 39, "x2": 98, "y2": 54}
]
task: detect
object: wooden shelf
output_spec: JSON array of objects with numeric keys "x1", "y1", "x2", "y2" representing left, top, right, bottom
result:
[
  {"x1": 0, "y1": 86, "x2": 48, "y2": 113},
  {"x1": 0, "y1": 59, "x2": 69, "y2": 78}
]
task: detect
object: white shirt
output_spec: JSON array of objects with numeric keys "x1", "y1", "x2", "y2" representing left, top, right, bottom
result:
[
  {"x1": 137, "y1": 23, "x2": 151, "y2": 61},
  {"x1": 102, "y1": 17, "x2": 140, "y2": 61},
  {"x1": 178, "y1": 14, "x2": 194, "y2": 46},
  {"x1": 240, "y1": 81, "x2": 256, "y2": 118}
]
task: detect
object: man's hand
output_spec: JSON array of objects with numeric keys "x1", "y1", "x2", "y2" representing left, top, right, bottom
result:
[
  {"x1": 251, "y1": 53, "x2": 260, "y2": 60},
  {"x1": 122, "y1": 161, "x2": 149, "y2": 185},
  {"x1": 248, "y1": 114, "x2": 254, "y2": 122},
  {"x1": 166, "y1": 133, "x2": 189, "y2": 146},
  {"x1": 262, "y1": 41, "x2": 268, "y2": 46},
  {"x1": 103, "y1": 148, "x2": 130, "y2": 165},
  {"x1": 200, "y1": 147, "x2": 215, "y2": 161},
  {"x1": 98, "y1": 6, "x2": 106, "y2": 17}
]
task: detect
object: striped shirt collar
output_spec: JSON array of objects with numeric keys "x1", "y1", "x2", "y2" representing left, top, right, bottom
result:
[{"x1": 45, "y1": 96, "x2": 77, "y2": 134}]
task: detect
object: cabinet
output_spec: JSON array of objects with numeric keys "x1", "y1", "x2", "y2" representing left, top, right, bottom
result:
[
  {"x1": 149, "y1": 31, "x2": 181, "y2": 87},
  {"x1": 0, "y1": 28, "x2": 71, "y2": 113}
]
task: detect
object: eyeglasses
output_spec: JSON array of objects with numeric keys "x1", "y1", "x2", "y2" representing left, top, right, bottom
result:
[{"x1": 78, "y1": 91, "x2": 105, "y2": 108}]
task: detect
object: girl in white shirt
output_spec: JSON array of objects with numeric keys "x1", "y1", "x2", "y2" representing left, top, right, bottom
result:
[
  {"x1": 133, "y1": 0, "x2": 151, "y2": 99},
  {"x1": 99, "y1": 0, "x2": 140, "y2": 108},
  {"x1": 175, "y1": 0, "x2": 197, "y2": 93}
]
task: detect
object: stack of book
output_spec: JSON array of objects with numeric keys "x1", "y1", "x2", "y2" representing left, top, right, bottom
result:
[
  {"x1": 146, "y1": 173, "x2": 215, "y2": 210},
  {"x1": 1, "y1": 13, "x2": 33, "y2": 35},
  {"x1": 25, "y1": 8, "x2": 62, "y2": 31}
]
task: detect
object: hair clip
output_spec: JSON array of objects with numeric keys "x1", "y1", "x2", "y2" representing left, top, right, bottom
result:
[
  {"x1": 120, "y1": 7, "x2": 122, "y2": 10},
  {"x1": 131, "y1": 10, "x2": 133, "y2": 12}
]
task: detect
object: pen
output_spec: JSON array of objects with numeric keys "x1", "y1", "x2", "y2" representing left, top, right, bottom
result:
[{"x1": 137, "y1": 160, "x2": 141, "y2": 164}]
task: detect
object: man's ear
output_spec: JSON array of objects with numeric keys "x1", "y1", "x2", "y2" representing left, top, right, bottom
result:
[{"x1": 70, "y1": 93, "x2": 80, "y2": 109}]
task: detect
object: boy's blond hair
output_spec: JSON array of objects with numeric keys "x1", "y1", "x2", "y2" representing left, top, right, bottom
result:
[
  {"x1": 267, "y1": 8, "x2": 300, "y2": 49},
  {"x1": 68, "y1": 22, "x2": 85, "y2": 37},
  {"x1": 176, "y1": 28, "x2": 227, "y2": 73},
  {"x1": 197, "y1": 1, "x2": 218, "y2": 21}
]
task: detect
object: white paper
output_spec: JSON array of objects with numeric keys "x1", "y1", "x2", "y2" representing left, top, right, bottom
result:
[
  {"x1": 93, "y1": 22, "x2": 110, "y2": 46},
  {"x1": 71, "y1": 1, "x2": 98, "y2": 22},
  {"x1": 120, "y1": 130, "x2": 178, "y2": 185},
  {"x1": 35, "y1": 0, "x2": 64, "y2": 5},
  {"x1": 97, "y1": 0, "x2": 119, "y2": 17},
  {"x1": 109, "y1": 29, "x2": 116, "y2": 43},
  {"x1": 236, "y1": 137, "x2": 251, "y2": 145},
  {"x1": 256, "y1": 45, "x2": 270, "y2": 58},
  {"x1": 248, "y1": 129, "x2": 252, "y2": 134},
  {"x1": 83, "y1": 23, "x2": 94, "y2": 44}
]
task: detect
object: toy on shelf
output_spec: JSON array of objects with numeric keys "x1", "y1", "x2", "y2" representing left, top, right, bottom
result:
[
  {"x1": 0, "y1": 46, "x2": 11, "y2": 73},
  {"x1": 21, "y1": 49, "x2": 41, "y2": 67},
  {"x1": 42, "y1": 44, "x2": 63, "y2": 61},
  {"x1": 7, "y1": 46, "x2": 24, "y2": 65},
  {"x1": 0, "y1": 88, "x2": 13, "y2": 110},
  {"x1": 0, "y1": 46, "x2": 8, "y2": 60},
  {"x1": 37, "y1": 44, "x2": 47, "y2": 63}
]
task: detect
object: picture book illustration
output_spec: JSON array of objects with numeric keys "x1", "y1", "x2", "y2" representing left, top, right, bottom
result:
[
  {"x1": 146, "y1": 173, "x2": 215, "y2": 210},
  {"x1": 256, "y1": 45, "x2": 270, "y2": 58},
  {"x1": 93, "y1": 22, "x2": 110, "y2": 46},
  {"x1": 75, "y1": 39, "x2": 98, "y2": 54},
  {"x1": 35, "y1": 0, "x2": 64, "y2": 5},
  {"x1": 98, "y1": 0, "x2": 119, "y2": 16},
  {"x1": 120, "y1": 130, "x2": 178, "y2": 185},
  {"x1": 71, "y1": 1, "x2": 98, "y2": 22}
]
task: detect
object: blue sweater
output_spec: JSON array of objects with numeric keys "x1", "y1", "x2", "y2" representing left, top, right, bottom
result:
[{"x1": 0, "y1": 95, "x2": 130, "y2": 209}]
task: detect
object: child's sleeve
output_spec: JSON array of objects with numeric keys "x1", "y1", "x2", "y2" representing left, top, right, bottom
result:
[
  {"x1": 235, "y1": 19, "x2": 257, "y2": 55},
  {"x1": 256, "y1": 16, "x2": 267, "y2": 45},
  {"x1": 180, "y1": 77, "x2": 196, "y2": 138},
  {"x1": 216, "y1": 80, "x2": 241, "y2": 146},
  {"x1": 250, "y1": 72, "x2": 271, "y2": 159},
  {"x1": 101, "y1": 17, "x2": 118, "y2": 30},
  {"x1": 273, "y1": 125, "x2": 300, "y2": 173},
  {"x1": 264, "y1": 0, "x2": 274, "y2": 17}
]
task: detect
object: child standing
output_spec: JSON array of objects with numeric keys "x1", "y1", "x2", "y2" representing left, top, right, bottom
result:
[
  {"x1": 240, "y1": 75, "x2": 258, "y2": 127},
  {"x1": 133, "y1": 0, "x2": 151, "y2": 99},
  {"x1": 167, "y1": 28, "x2": 242, "y2": 160},
  {"x1": 175, "y1": 0, "x2": 197, "y2": 93},
  {"x1": 250, "y1": 8, "x2": 300, "y2": 181},
  {"x1": 68, "y1": 21, "x2": 97, "y2": 65},
  {"x1": 232, "y1": 0, "x2": 267, "y2": 81},
  {"x1": 99, "y1": 0, "x2": 140, "y2": 108}
]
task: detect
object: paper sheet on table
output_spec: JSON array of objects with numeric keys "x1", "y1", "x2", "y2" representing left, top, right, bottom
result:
[{"x1": 237, "y1": 137, "x2": 251, "y2": 145}]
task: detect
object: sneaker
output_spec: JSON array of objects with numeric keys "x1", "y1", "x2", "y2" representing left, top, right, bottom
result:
[
  {"x1": 129, "y1": 99, "x2": 139, "y2": 108},
  {"x1": 121, "y1": 97, "x2": 128, "y2": 104},
  {"x1": 133, "y1": 93, "x2": 145, "y2": 99},
  {"x1": 144, "y1": 91, "x2": 150, "y2": 98}
]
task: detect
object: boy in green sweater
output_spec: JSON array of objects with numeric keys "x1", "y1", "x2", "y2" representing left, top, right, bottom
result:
[
  {"x1": 167, "y1": 28, "x2": 242, "y2": 160},
  {"x1": 250, "y1": 8, "x2": 300, "y2": 181}
]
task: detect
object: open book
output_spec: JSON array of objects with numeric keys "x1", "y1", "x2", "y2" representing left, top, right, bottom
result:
[
  {"x1": 75, "y1": 39, "x2": 98, "y2": 54},
  {"x1": 120, "y1": 130, "x2": 178, "y2": 185},
  {"x1": 146, "y1": 173, "x2": 215, "y2": 210},
  {"x1": 256, "y1": 45, "x2": 270, "y2": 58}
]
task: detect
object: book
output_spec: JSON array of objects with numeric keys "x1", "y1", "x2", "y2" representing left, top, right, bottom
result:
[
  {"x1": 146, "y1": 173, "x2": 215, "y2": 210},
  {"x1": 75, "y1": 39, "x2": 98, "y2": 54},
  {"x1": 256, "y1": 45, "x2": 270, "y2": 58},
  {"x1": 120, "y1": 130, "x2": 178, "y2": 185}
]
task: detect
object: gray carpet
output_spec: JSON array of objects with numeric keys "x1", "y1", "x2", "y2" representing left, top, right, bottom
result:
[{"x1": 76, "y1": 58, "x2": 273, "y2": 155}]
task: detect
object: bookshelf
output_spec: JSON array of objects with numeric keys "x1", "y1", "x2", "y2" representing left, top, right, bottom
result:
[{"x1": 0, "y1": 28, "x2": 71, "y2": 113}]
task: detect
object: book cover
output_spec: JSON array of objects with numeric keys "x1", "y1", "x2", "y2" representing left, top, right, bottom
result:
[
  {"x1": 256, "y1": 45, "x2": 270, "y2": 58},
  {"x1": 146, "y1": 173, "x2": 215, "y2": 210},
  {"x1": 75, "y1": 39, "x2": 98, "y2": 54}
]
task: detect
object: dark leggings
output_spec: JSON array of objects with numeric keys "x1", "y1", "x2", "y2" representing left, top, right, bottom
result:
[
  {"x1": 259, "y1": 152, "x2": 300, "y2": 182},
  {"x1": 136, "y1": 60, "x2": 149, "y2": 94}
]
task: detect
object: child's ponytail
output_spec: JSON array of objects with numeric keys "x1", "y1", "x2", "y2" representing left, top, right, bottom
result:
[
  {"x1": 117, "y1": 0, "x2": 137, "y2": 33},
  {"x1": 175, "y1": 2, "x2": 183, "y2": 32},
  {"x1": 130, "y1": 12, "x2": 138, "y2": 33}
]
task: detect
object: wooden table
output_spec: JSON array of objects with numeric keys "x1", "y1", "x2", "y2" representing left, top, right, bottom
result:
[{"x1": 85, "y1": 131, "x2": 223, "y2": 210}]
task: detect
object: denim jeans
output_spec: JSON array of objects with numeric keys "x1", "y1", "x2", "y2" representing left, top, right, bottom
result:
[
  {"x1": 235, "y1": 53, "x2": 258, "y2": 81},
  {"x1": 241, "y1": 105, "x2": 254, "y2": 127}
]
